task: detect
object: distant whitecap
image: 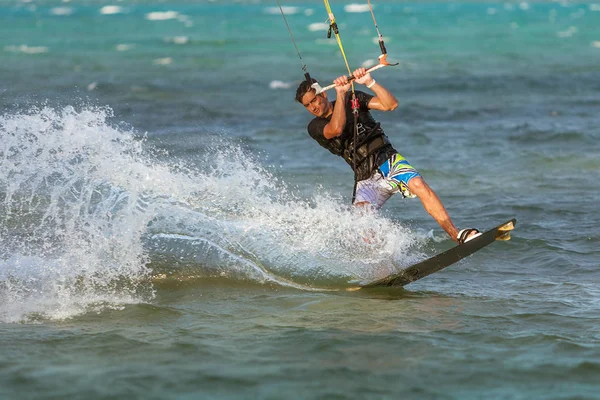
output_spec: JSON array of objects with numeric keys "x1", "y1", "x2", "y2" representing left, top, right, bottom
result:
[
  {"x1": 269, "y1": 80, "x2": 292, "y2": 89},
  {"x1": 5, "y1": 44, "x2": 49, "y2": 54},
  {"x1": 87, "y1": 82, "x2": 98, "y2": 91},
  {"x1": 154, "y1": 57, "x2": 173, "y2": 65},
  {"x1": 557, "y1": 26, "x2": 577, "y2": 38},
  {"x1": 305, "y1": 9, "x2": 314, "y2": 16},
  {"x1": 371, "y1": 36, "x2": 390, "y2": 45},
  {"x1": 115, "y1": 44, "x2": 135, "y2": 51},
  {"x1": 308, "y1": 22, "x2": 329, "y2": 32},
  {"x1": 345, "y1": 4, "x2": 370, "y2": 13},
  {"x1": 177, "y1": 14, "x2": 191, "y2": 23},
  {"x1": 592, "y1": 41, "x2": 600, "y2": 48},
  {"x1": 487, "y1": 7, "x2": 498, "y2": 15},
  {"x1": 361, "y1": 59, "x2": 376, "y2": 68},
  {"x1": 264, "y1": 6, "x2": 299, "y2": 15},
  {"x1": 100, "y1": 6, "x2": 123, "y2": 15},
  {"x1": 146, "y1": 11, "x2": 179, "y2": 21},
  {"x1": 50, "y1": 7, "x2": 73, "y2": 16},
  {"x1": 590, "y1": 4, "x2": 600, "y2": 11},
  {"x1": 519, "y1": 2, "x2": 530, "y2": 11},
  {"x1": 165, "y1": 36, "x2": 189, "y2": 45},
  {"x1": 569, "y1": 9, "x2": 585, "y2": 19}
]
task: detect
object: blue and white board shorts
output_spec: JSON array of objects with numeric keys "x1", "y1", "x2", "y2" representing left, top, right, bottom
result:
[{"x1": 353, "y1": 153, "x2": 420, "y2": 209}]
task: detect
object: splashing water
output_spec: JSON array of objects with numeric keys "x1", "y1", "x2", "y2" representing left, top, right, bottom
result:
[
  {"x1": 0, "y1": 105, "x2": 421, "y2": 322},
  {"x1": 147, "y1": 143, "x2": 422, "y2": 288},
  {"x1": 0, "y1": 105, "x2": 168, "y2": 322}
]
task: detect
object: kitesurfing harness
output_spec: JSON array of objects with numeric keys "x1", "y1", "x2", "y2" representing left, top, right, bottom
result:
[
  {"x1": 335, "y1": 124, "x2": 392, "y2": 180},
  {"x1": 308, "y1": 94, "x2": 394, "y2": 182}
]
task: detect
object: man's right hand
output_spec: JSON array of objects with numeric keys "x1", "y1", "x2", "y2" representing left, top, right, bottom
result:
[{"x1": 333, "y1": 75, "x2": 351, "y2": 95}]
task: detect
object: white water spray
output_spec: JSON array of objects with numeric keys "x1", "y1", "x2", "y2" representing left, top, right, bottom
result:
[{"x1": 0, "y1": 105, "x2": 420, "y2": 322}]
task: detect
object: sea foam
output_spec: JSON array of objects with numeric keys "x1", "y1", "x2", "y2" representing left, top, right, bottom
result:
[
  {"x1": 146, "y1": 11, "x2": 179, "y2": 21},
  {"x1": 100, "y1": 5, "x2": 124, "y2": 15},
  {"x1": 0, "y1": 105, "x2": 419, "y2": 322}
]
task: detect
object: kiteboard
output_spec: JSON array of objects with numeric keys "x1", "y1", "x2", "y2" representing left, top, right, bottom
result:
[{"x1": 360, "y1": 218, "x2": 517, "y2": 288}]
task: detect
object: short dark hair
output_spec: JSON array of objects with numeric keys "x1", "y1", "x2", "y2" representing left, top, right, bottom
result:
[{"x1": 295, "y1": 78, "x2": 318, "y2": 103}]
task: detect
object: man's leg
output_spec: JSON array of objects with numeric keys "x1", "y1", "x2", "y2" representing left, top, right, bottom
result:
[
  {"x1": 353, "y1": 174, "x2": 393, "y2": 210},
  {"x1": 407, "y1": 176, "x2": 460, "y2": 242},
  {"x1": 378, "y1": 153, "x2": 479, "y2": 243}
]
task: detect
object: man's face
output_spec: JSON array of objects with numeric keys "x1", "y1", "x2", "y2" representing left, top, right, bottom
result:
[{"x1": 301, "y1": 90, "x2": 329, "y2": 118}]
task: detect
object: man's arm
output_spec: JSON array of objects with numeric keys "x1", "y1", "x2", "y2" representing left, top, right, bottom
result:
[
  {"x1": 352, "y1": 67, "x2": 398, "y2": 111},
  {"x1": 322, "y1": 78, "x2": 352, "y2": 139}
]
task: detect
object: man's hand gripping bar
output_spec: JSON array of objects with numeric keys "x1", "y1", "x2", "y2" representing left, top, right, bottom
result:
[{"x1": 311, "y1": 54, "x2": 398, "y2": 95}]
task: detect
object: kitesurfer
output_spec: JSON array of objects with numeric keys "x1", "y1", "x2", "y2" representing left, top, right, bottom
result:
[{"x1": 296, "y1": 67, "x2": 480, "y2": 244}]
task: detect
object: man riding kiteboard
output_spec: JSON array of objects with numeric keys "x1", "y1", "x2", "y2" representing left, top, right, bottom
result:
[{"x1": 296, "y1": 67, "x2": 480, "y2": 244}]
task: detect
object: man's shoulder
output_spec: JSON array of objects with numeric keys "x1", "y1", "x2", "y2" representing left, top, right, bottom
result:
[
  {"x1": 354, "y1": 90, "x2": 373, "y2": 101},
  {"x1": 308, "y1": 116, "x2": 328, "y2": 129},
  {"x1": 307, "y1": 117, "x2": 329, "y2": 140},
  {"x1": 306, "y1": 117, "x2": 329, "y2": 143},
  {"x1": 308, "y1": 115, "x2": 327, "y2": 125}
]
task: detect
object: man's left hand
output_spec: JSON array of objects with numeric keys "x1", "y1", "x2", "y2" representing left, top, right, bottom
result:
[{"x1": 352, "y1": 68, "x2": 374, "y2": 87}]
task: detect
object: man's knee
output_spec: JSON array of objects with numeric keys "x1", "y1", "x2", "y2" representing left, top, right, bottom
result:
[{"x1": 407, "y1": 177, "x2": 430, "y2": 195}]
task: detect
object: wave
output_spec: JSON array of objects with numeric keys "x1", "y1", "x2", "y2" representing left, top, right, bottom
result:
[{"x1": 0, "y1": 105, "x2": 422, "y2": 322}]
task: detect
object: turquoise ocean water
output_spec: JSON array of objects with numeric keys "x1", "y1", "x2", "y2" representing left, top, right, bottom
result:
[{"x1": 1, "y1": 1, "x2": 600, "y2": 398}]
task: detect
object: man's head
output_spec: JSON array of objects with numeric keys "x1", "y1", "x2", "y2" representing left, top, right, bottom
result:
[{"x1": 295, "y1": 79, "x2": 330, "y2": 118}]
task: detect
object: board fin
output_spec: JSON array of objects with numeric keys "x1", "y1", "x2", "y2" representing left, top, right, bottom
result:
[{"x1": 495, "y1": 220, "x2": 514, "y2": 241}]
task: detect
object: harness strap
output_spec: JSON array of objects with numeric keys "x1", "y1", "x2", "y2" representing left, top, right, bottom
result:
[
  {"x1": 353, "y1": 123, "x2": 381, "y2": 148},
  {"x1": 351, "y1": 94, "x2": 360, "y2": 202},
  {"x1": 344, "y1": 134, "x2": 390, "y2": 168},
  {"x1": 351, "y1": 116, "x2": 359, "y2": 203}
]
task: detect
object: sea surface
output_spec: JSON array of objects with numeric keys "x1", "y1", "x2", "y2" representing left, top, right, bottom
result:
[{"x1": 1, "y1": 1, "x2": 599, "y2": 398}]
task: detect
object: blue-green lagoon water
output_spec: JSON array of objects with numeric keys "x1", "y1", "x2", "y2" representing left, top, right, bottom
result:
[{"x1": 1, "y1": 1, "x2": 600, "y2": 398}]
